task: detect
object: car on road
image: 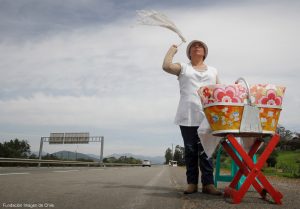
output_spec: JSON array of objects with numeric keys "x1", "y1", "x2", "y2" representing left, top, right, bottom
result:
[
  {"x1": 169, "y1": 160, "x2": 177, "y2": 167},
  {"x1": 142, "y1": 160, "x2": 151, "y2": 167}
]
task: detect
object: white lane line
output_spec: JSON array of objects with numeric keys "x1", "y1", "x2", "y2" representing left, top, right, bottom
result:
[
  {"x1": 52, "y1": 170, "x2": 80, "y2": 173},
  {"x1": 0, "y1": 172, "x2": 30, "y2": 176},
  {"x1": 122, "y1": 167, "x2": 166, "y2": 209}
]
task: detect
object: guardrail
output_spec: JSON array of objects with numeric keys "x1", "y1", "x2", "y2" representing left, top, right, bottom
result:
[{"x1": 0, "y1": 157, "x2": 143, "y2": 167}]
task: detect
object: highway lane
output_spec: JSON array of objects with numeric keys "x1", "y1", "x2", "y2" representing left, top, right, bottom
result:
[
  {"x1": 0, "y1": 166, "x2": 184, "y2": 209},
  {"x1": 1, "y1": 166, "x2": 300, "y2": 209}
]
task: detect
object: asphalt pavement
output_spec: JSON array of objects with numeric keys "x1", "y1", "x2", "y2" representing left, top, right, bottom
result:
[{"x1": 0, "y1": 166, "x2": 299, "y2": 209}]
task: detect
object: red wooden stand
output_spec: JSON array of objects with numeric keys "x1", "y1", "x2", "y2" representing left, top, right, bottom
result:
[{"x1": 221, "y1": 134, "x2": 283, "y2": 204}]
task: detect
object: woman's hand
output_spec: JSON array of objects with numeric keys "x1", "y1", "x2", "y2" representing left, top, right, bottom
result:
[{"x1": 170, "y1": 44, "x2": 178, "y2": 53}]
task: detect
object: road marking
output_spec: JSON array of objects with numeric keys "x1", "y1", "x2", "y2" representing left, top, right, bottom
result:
[
  {"x1": 170, "y1": 175, "x2": 182, "y2": 191},
  {"x1": 0, "y1": 172, "x2": 30, "y2": 176},
  {"x1": 52, "y1": 170, "x2": 80, "y2": 173},
  {"x1": 122, "y1": 166, "x2": 166, "y2": 209}
]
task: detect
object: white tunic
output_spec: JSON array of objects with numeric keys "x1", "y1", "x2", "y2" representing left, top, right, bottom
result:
[{"x1": 174, "y1": 62, "x2": 218, "y2": 126}]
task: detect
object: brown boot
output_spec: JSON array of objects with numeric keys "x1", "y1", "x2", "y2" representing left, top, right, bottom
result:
[
  {"x1": 183, "y1": 184, "x2": 198, "y2": 194},
  {"x1": 202, "y1": 184, "x2": 222, "y2": 195}
]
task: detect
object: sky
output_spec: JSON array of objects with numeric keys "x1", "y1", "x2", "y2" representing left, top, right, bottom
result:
[{"x1": 0, "y1": 0, "x2": 299, "y2": 157}]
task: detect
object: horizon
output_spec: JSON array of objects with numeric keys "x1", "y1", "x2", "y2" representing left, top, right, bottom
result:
[{"x1": 32, "y1": 149, "x2": 165, "y2": 158}]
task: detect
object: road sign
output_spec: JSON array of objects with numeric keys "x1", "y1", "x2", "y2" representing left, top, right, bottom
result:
[
  {"x1": 49, "y1": 133, "x2": 64, "y2": 144},
  {"x1": 64, "y1": 133, "x2": 89, "y2": 144},
  {"x1": 39, "y1": 134, "x2": 103, "y2": 167}
]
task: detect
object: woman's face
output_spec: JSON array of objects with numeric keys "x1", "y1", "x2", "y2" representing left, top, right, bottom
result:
[{"x1": 189, "y1": 42, "x2": 205, "y2": 59}]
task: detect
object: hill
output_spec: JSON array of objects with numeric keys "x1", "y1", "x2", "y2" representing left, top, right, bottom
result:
[
  {"x1": 105, "y1": 153, "x2": 164, "y2": 165},
  {"x1": 32, "y1": 151, "x2": 165, "y2": 164},
  {"x1": 52, "y1": 151, "x2": 99, "y2": 161}
]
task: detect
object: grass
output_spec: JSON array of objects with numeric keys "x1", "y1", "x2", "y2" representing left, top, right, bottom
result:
[
  {"x1": 277, "y1": 150, "x2": 300, "y2": 164},
  {"x1": 216, "y1": 150, "x2": 300, "y2": 178},
  {"x1": 274, "y1": 150, "x2": 300, "y2": 178}
]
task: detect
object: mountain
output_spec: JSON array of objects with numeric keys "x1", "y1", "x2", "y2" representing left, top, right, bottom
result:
[
  {"x1": 32, "y1": 151, "x2": 165, "y2": 164},
  {"x1": 52, "y1": 151, "x2": 99, "y2": 161},
  {"x1": 87, "y1": 153, "x2": 101, "y2": 160},
  {"x1": 105, "y1": 153, "x2": 165, "y2": 165},
  {"x1": 31, "y1": 151, "x2": 49, "y2": 157}
]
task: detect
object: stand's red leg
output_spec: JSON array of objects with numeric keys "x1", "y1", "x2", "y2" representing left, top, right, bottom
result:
[
  {"x1": 257, "y1": 172, "x2": 283, "y2": 204},
  {"x1": 221, "y1": 134, "x2": 283, "y2": 204}
]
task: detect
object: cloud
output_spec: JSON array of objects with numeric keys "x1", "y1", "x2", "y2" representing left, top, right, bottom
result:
[
  {"x1": 0, "y1": 92, "x2": 180, "y2": 156},
  {"x1": 0, "y1": 93, "x2": 177, "y2": 127},
  {"x1": 0, "y1": 0, "x2": 127, "y2": 42},
  {"x1": 0, "y1": 0, "x2": 299, "y2": 157},
  {"x1": 0, "y1": 17, "x2": 178, "y2": 97}
]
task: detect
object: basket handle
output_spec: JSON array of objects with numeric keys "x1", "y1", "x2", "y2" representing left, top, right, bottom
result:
[{"x1": 235, "y1": 77, "x2": 252, "y2": 105}]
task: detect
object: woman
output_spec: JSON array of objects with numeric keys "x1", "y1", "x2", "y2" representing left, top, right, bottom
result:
[{"x1": 162, "y1": 40, "x2": 222, "y2": 195}]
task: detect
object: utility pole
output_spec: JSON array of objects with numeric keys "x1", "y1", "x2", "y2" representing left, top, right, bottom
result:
[
  {"x1": 99, "y1": 137, "x2": 104, "y2": 166},
  {"x1": 38, "y1": 137, "x2": 44, "y2": 167}
]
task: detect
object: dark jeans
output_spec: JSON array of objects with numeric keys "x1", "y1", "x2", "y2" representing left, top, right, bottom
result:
[{"x1": 180, "y1": 126, "x2": 214, "y2": 186}]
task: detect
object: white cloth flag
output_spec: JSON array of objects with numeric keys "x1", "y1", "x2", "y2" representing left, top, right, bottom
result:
[{"x1": 136, "y1": 10, "x2": 186, "y2": 45}]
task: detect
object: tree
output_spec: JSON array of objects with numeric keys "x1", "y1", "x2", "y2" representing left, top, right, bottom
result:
[
  {"x1": 29, "y1": 153, "x2": 38, "y2": 159},
  {"x1": 276, "y1": 125, "x2": 286, "y2": 138},
  {"x1": 276, "y1": 125, "x2": 300, "y2": 150},
  {"x1": 286, "y1": 138, "x2": 300, "y2": 150},
  {"x1": 164, "y1": 148, "x2": 172, "y2": 164},
  {"x1": 42, "y1": 154, "x2": 59, "y2": 160},
  {"x1": 173, "y1": 145, "x2": 185, "y2": 166},
  {"x1": 0, "y1": 138, "x2": 31, "y2": 158},
  {"x1": 103, "y1": 157, "x2": 117, "y2": 163},
  {"x1": 103, "y1": 156, "x2": 142, "y2": 164},
  {"x1": 266, "y1": 150, "x2": 278, "y2": 167}
]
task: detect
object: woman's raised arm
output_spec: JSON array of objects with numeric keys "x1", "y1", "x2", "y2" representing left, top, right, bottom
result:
[{"x1": 162, "y1": 45, "x2": 181, "y2": 76}]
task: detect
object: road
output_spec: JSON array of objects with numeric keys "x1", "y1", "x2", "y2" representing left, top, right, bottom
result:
[{"x1": 1, "y1": 166, "x2": 299, "y2": 209}]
